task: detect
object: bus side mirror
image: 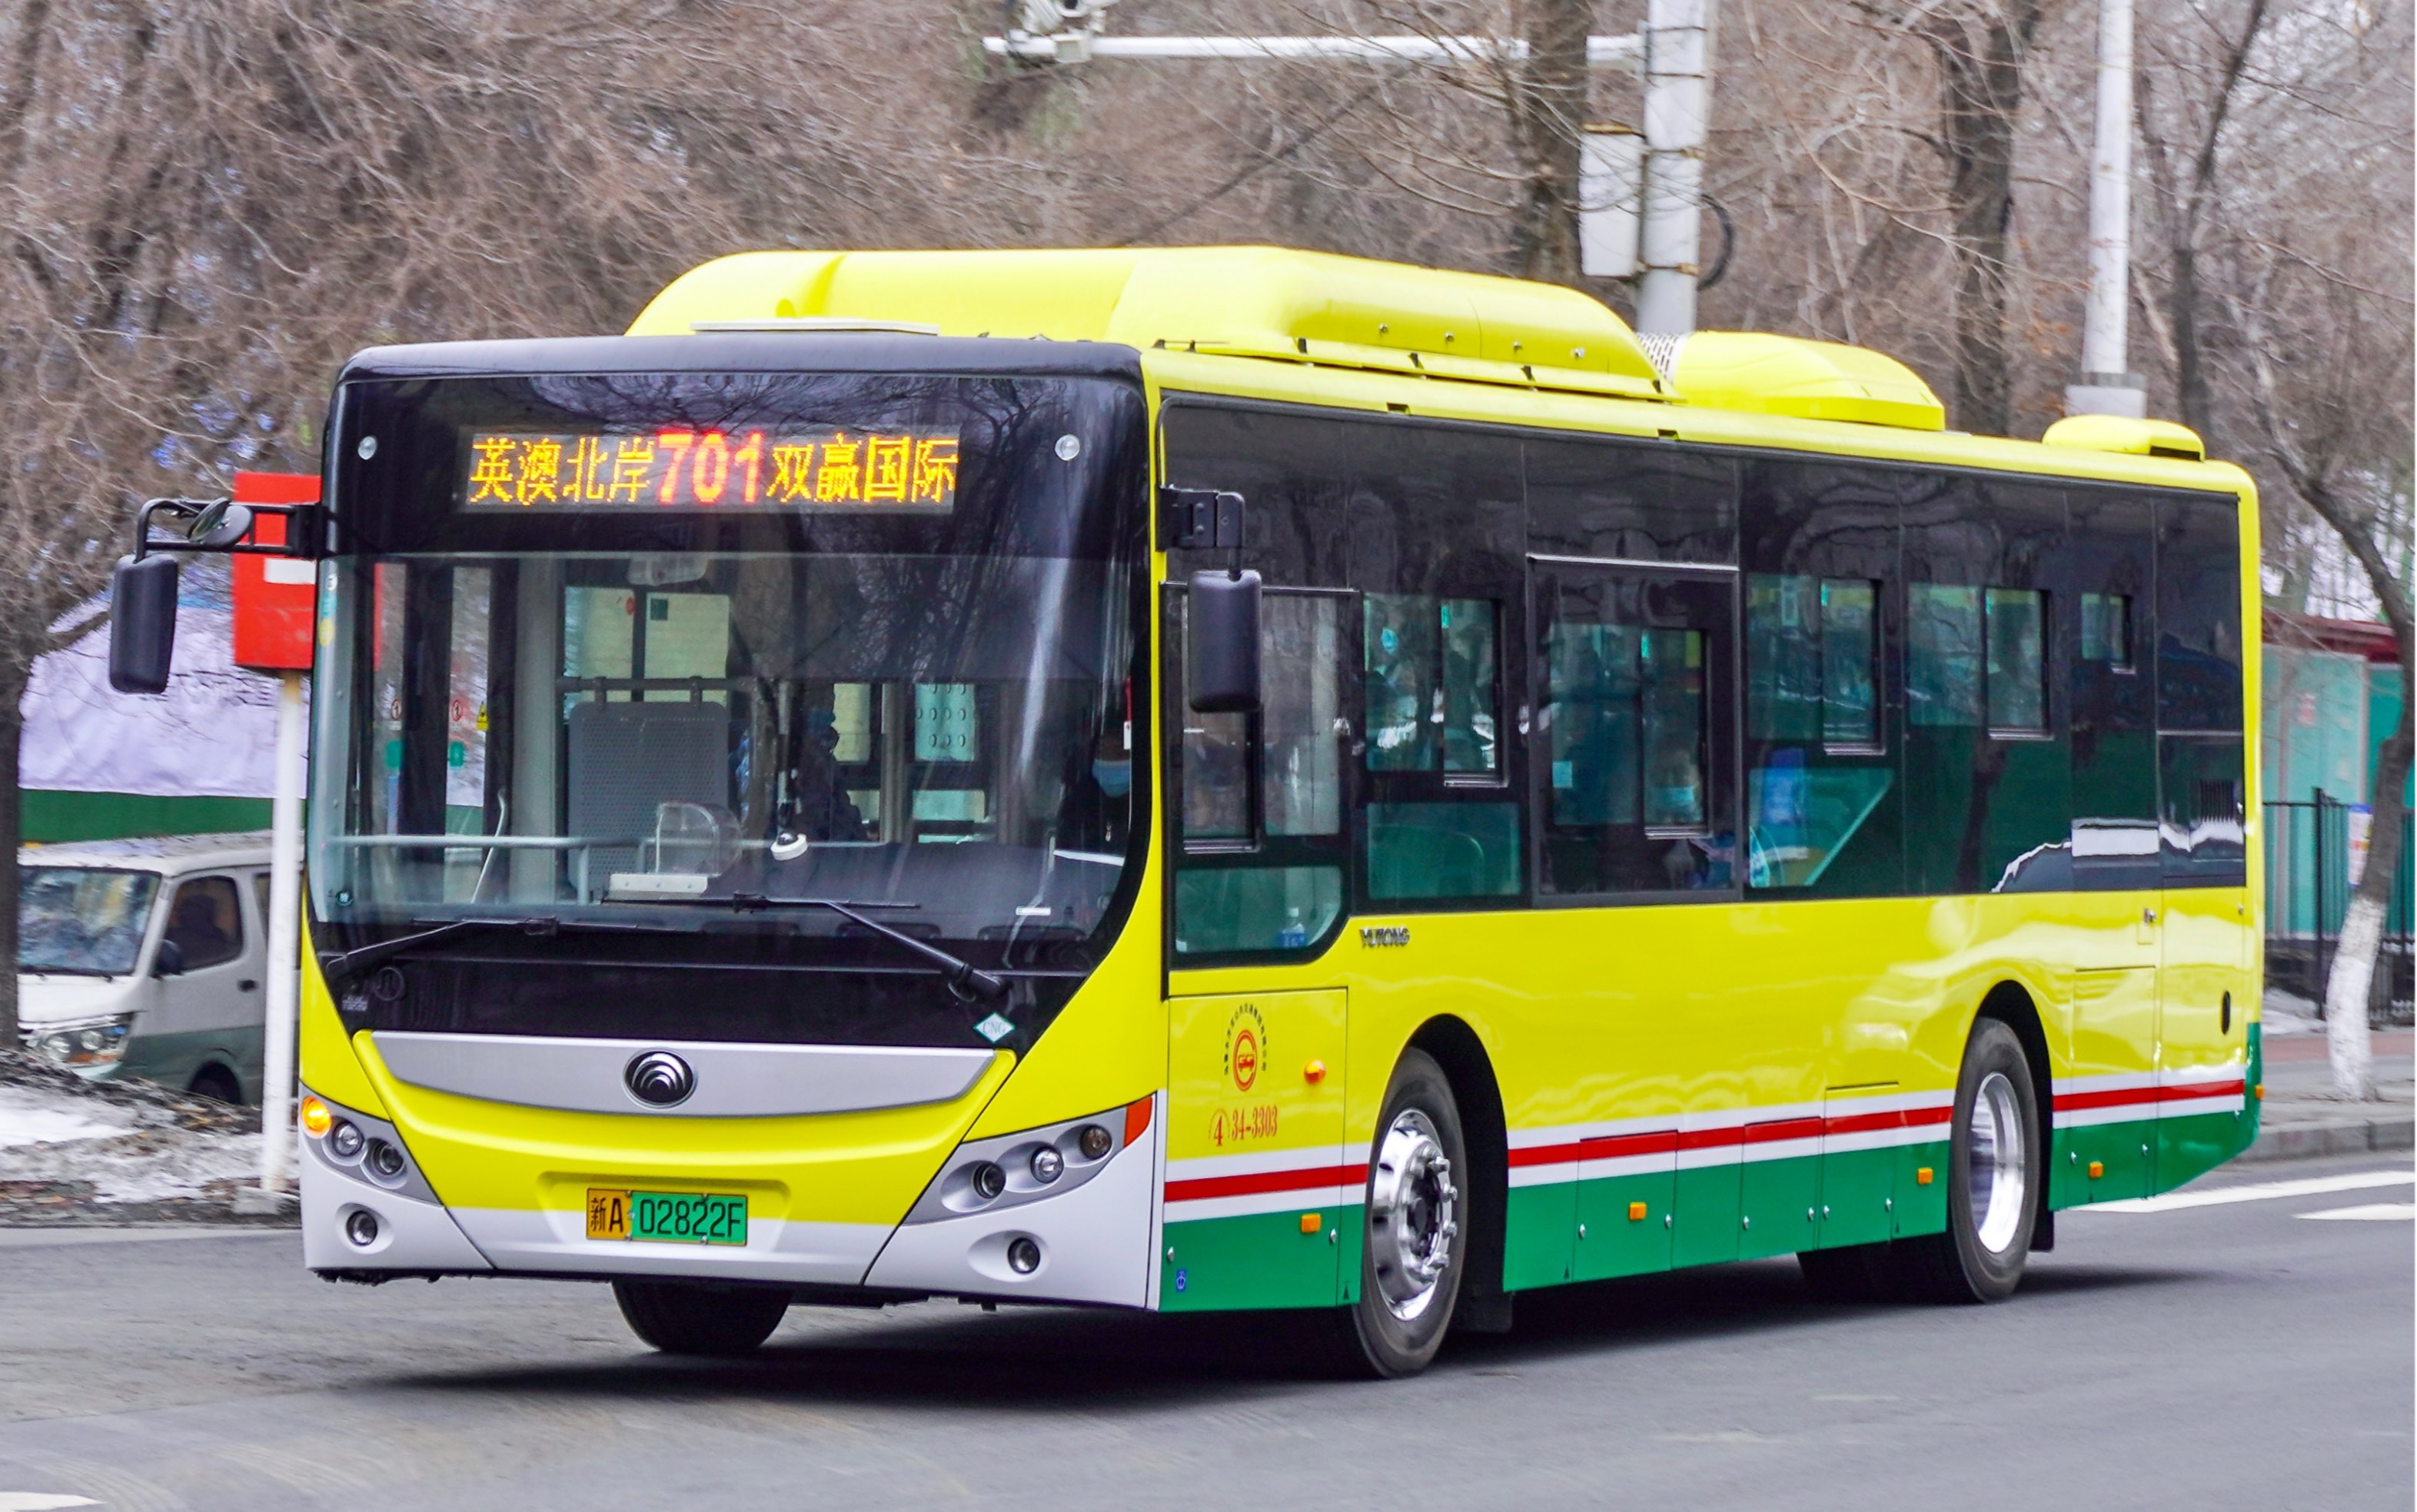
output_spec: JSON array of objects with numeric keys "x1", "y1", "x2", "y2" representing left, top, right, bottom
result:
[
  {"x1": 1187, "y1": 569, "x2": 1262, "y2": 714},
  {"x1": 151, "y1": 938, "x2": 186, "y2": 978},
  {"x1": 108, "y1": 554, "x2": 181, "y2": 695}
]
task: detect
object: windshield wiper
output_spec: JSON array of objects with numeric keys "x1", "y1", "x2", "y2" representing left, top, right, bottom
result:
[
  {"x1": 316, "y1": 916, "x2": 662, "y2": 985},
  {"x1": 712, "y1": 895, "x2": 1007, "y2": 1002}
]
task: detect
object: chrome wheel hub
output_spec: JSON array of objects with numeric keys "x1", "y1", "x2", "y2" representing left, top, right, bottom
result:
[
  {"x1": 1368, "y1": 1108, "x2": 1460, "y2": 1321},
  {"x1": 1967, "y1": 1070, "x2": 2027, "y2": 1255}
]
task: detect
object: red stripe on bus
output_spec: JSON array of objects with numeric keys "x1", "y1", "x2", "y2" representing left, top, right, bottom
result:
[
  {"x1": 1820, "y1": 1108, "x2": 1907, "y2": 1138},
  {"x1": 1164, "y1": 1162, "x2": 1367, "y2": 1204},
  {"x1": 2156, "y1": 1079, "x2": 2246, "y2": 1104},
  {"x1": 2054, "y1": 1085, "x2": 2163, "y2": 1112},
  {"x1": 1741, "y1": 1117, "x2": 1824, "y2": 1145},
  {"x1": 1580, "y1": 1129, "x2": 1681, "y2": 1158},
  {"x1": 1509, "y1": 1141, "x2": 1588, "y2": 1168}
]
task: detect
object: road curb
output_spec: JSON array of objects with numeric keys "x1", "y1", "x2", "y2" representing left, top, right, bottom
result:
[{"x1": 2240, "y1": 1116, "x2": 2416, "y2": 1165}]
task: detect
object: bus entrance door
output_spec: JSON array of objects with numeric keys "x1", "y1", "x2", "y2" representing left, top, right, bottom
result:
[{"x1": 1160, "y1": 989, "x2": 1349, "y2": 1311}]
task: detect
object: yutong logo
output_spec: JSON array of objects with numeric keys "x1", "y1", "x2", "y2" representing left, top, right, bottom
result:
[
  {"x1": 624, "y1": 1051, "x2": 696, "y2": 1108},
  {"x1": 1360, "y1": 925, "x2": 1411, "y2": 948},
  {"x1": 1223, "y1": 1002, "x2": 1267, "y2": 1092}
]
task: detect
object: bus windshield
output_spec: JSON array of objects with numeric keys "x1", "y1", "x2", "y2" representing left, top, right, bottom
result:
[{"x1": 309, "y1": 369, "x2": 1146, "y2": 959}]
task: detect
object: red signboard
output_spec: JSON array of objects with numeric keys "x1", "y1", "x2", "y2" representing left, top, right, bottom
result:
[{"x1": 230, "y1": 470, "x2": 318, "y2": 673}]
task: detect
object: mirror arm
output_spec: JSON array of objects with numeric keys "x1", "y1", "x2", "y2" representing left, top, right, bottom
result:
[{"x1": 128, "y1": 497, "x2": 321, "y2": 560}]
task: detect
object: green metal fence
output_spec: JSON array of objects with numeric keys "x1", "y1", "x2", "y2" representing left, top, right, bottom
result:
[{"x1": 2264, "y1": 793, "x2": 2414, "y2": 1016}]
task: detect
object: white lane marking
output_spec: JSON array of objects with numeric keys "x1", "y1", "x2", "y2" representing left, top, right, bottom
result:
[
  {"x1": 2297, "y1": 1202, "x2": 2415, "y2": 1221},
  {"x1": 2082, "y1": 1169, "x2": 2413, "y2": 1214},
  {"x1": 0, "y1": 1496, "x2": 101, "y2": 1510}
]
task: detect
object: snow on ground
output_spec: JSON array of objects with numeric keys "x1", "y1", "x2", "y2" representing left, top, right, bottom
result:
[
  {"x1": 0, "y1": 1073, "x2": 261, "y2": 1205},
  {"x1": 0, "y1": 1086, "x2": 135, "y2": 1149}
]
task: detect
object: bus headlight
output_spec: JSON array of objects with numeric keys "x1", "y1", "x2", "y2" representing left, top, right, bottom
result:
[{"x1": 913, "y1": 1095, "x2": 1155, "y2": 1223}]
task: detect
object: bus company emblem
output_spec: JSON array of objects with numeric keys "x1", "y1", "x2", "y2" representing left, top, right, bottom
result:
[
  {"x1": 1224, "y1": 1002, "x2": 1267, "y2": 1092},
  {"x1": 625, "y1": 1051, "x2": 696, "y2": 1108},
  {"x1": 1360, "y1": 925, "x2": 1411, "y2": 948}
]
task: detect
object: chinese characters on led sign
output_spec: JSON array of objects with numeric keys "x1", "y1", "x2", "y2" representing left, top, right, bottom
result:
[{"x1": 459, "y1": 428, "x2": 959, "y2": 511}]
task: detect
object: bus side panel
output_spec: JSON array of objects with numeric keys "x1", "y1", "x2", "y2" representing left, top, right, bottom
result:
[
  {"x1": 1159, "y1": 989, "x2": 1351, "y2": 1311},
  {"x1": 2154, "y1": 886, "x2": 2257, "y2": 1191}
]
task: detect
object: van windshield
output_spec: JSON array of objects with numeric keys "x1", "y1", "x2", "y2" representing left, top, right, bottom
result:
[{"x1": 20, "y1": 869, "x2": 158, "y2": 976}]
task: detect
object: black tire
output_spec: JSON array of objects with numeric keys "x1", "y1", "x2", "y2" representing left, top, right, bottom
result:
[
  {"x1": 1897, "y1": 1018, "x2": 2041, "y2": 1304},
  {"x1": 613, "y1": 1280, "x2": 790, "y2": 1356},
  {"x1": 1330, "y1": 1049, "x2": 1469, "y2": 1378},
  {"x1": 188, "y1": 1063, "x2": 242, "y2": 1105}
]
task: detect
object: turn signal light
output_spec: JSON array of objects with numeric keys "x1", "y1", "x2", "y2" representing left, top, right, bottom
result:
[
  {"x1": 2088, "y1": 1161, "x2": 2105, "y2": 1179},
  {"x1": 1628, "y1": 1201, "x2": 1648, "y2": 1221},
  {"x1": 1915, "y1": 1167, "x2": 1935, "y2": 1186},
  {"x1": 299, "y1": 1096, "x2": 332, "y2": 1137}
]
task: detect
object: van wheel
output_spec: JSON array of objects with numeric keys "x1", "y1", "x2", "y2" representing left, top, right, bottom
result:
[
  {"x1": 1898, "y1": 1019, "x2": 2041, "y2": 1303},
  {"x1": 613, "y1": 1281, "x2": 790, "y2": 1356},
  {"x1": 188, "y1": 1064, "x2": 242, "y2": 1105},
  {"x1": 1328, "y1": 1049, "x2": 1468, "y2": 1378}
]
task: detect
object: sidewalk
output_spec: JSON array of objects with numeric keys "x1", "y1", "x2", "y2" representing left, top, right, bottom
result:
[{"x1": 2243, "y1": 1028, "x2": 2415, "y2": 1165}]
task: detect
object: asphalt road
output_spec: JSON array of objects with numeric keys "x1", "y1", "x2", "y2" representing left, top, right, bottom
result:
[{"x1": 1, "y1": 1152, "x2": 2407, "y2": 1512}]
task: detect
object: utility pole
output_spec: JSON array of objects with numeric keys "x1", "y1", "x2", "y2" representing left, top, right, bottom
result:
[
  {"x1": 1634, "y1": 0, "x2": 1711, "y2": 335},
  {"x1": 986, "y1": 1, "x2": 1717, "y2": 337},
  {"x1": 2066, "y1": 0, "x2": 2146, "y2": 418}
]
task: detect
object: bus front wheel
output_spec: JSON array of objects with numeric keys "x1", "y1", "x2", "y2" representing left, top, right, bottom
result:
[
  {"x1": 1331, "y1": 1049, "x2": 1469, "y2": 1378},
  {"x1": 613, "y1": 1279, "x2": 790, "y2": 1356}
]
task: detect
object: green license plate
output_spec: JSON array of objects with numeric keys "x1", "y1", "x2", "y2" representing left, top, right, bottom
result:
[{"x1": 586, "y1": 1188, "x2": 748, "y2": 1246}]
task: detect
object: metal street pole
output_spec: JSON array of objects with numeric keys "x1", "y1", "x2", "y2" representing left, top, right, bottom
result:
[
  {"x1": 1635, "y1": 0, "x2": 1712, "y2": 336},
  {"x1": 2066, "y1": 0, "x2": 2146, "y2": 418}
]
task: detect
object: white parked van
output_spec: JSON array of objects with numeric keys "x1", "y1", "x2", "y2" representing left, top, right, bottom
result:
[{"x1": 16, "y1": 832, "x2": 276, "y2": 1104}]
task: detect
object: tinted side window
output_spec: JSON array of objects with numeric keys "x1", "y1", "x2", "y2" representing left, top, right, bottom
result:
[
  {"x1": 2156, "y1": 494, "x2": 2243, "y2": 733},
  {"x1": 1349, "y1": 424, "x2": 1527, "y2": 907},
  {"x1": 2061, "y1": 488, "x2": 2158, "y2": 888},
  {"x1": 2155, "y1": 493, "x2": 2245, "y2": 883},
  {"x1": 1901, "y1": 477, "x2": 2070, "y2": 894},
  {"x1": 1526, "y1": 438, "x2": 1737, "y2": 564},
  {"x1": 165, "y1": 876, "x2": 244, "y2": 972},
  {"x1": 1162, "y1": 404, "x2": 1353, "y2": 587},
  {"x1": 1162, "y1": 404, "x2": 1361, "y2": 960},
  {"x1": 1740, "y1": 460, "x2": 1904, "y2": 897},
  {"x1": 1536, "y1": 565, "x2": 1737, "y2": 898}
]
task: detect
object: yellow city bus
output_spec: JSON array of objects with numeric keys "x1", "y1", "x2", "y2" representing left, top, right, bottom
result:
[{"x1": 167, "y1": 248, "x2": 2259, "y2": 1374}]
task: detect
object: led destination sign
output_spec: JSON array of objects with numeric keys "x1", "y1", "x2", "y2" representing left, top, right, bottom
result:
[{"x1": 459, "y1": 427, "x2": 959, "y2": 511}]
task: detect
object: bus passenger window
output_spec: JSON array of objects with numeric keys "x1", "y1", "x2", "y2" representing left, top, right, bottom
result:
[
  {"x1": 1820, "y1": 580, "x2": 1878, "y2": 747},
  {"x1": 1907, "y1": 584, "x2": 1983, "y2": 726},
  {"x1": 1441, "y1": 599, "x2": 1498, "y2": 774},
  {"x1": 1538, "y1": 566, "x2": 1734, "y2": 899},
  {"x1": 1170, "y1": 587, "x2": 1351, "y2": 955},
  {"x1": 1263, "y1": 596, "x2": 1344, "y2": 836},
  {"x1": 1985, "y1": 589, "x2": 2048, "y2": 733},
  {"x1": 1747, "y1": 574, "x2": 1877, "y2": 750},
  {"x1": 1182, "y1": 709, "x2": 1251, "y2": 843},
  {"x1": 2081, "y1": 593, "x2": 2133, "y2": 670},
  {"x1": 1365, "y1": 595, "x2": 1500, "y2": 776},
  {"x1": 1365, "y1": 594, "x2": 1438, "y2": 771}
]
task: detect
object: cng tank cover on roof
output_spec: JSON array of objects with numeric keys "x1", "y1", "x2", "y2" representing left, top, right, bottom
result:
[
  {"x1": 630, "y1": 246, "x2": 1667, "y2": 400},
  {"x1": 630, "y1": 246, "x2": 1961, "y2": 432}
]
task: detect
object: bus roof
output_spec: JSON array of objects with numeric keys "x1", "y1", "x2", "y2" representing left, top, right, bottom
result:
[{"x1": 628, "y1": 247, "x2": 2205, "y2": 462}]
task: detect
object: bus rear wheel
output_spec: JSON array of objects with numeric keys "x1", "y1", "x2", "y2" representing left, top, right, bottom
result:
[
  {"x1": 1899, "y1": 1018, "x2": 2040, "y2": 1304},
  {"x1": 1330, "y1": 1049, "x2": 1468, "y2": 1378},
  {"x1": 613, "y1": 1280, "x2": 790, "y2": 1356}
]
